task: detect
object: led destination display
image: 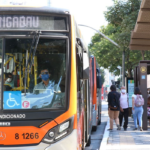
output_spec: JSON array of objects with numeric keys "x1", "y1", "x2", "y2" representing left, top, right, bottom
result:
[{"x1": 0, "y1": 15, "x2": 67, "y2": 30}]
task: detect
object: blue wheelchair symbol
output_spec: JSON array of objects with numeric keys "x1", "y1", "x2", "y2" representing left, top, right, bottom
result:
[{"x1": 4, "y1": 91, "x2": 22, "y2": 109}]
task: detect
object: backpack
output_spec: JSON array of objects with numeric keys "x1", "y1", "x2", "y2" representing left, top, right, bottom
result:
[
  {"x1": 147, "y1": 107, "x2": 150, "y2": 117},
  {"x1": 109, "y1": 93, "x2": 119, "y2": 110},
  {"x1": 135, "y1": 95, "x2": 144, "y2": 107}
]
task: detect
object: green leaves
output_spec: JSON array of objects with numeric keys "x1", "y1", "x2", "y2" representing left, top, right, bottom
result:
[{"x1": 89, "y1": 0, "x2": 148, "y2": 77}]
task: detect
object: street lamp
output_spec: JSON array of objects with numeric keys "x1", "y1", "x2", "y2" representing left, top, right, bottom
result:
[
  {"x1": 78, "y1": 24, "x2": 125, "y2": 86},
  {"x1": 117, "y1": 66, "x2": 122, "y2": 87}
]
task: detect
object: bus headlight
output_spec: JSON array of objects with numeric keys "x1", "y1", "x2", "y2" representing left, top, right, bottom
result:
[
  {"x1": 42, "y1": 116, "x2": 74, "y2": 144},
  {"x1": 59, "y1": 121, "x2": 69, "y2": 132},
  {"x1": 49, "y1": 131, "x2": 55, "y2": 138}
]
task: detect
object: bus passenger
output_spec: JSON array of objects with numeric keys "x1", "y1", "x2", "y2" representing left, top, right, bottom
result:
[
  {"x1": 5, "y1": 73, "x2": 14, "y2": 88},
  {"x1": 33, "y1": 68, "x2": 60, "y2": 94}
]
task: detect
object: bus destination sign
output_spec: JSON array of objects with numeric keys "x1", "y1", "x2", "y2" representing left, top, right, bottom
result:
[
  {"x1": 0, "y1": 15, "x2": 67, "y2": 30},
  {"x1": 0, "y1": 16, "x2": 39, "y2": 28}
]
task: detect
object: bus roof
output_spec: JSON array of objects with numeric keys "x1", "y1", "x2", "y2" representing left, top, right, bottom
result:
[{"x1": 0, "y1": 6, "x2": 70, "y2": 15}]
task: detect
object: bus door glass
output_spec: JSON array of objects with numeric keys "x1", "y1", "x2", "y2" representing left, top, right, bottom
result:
[
  {"x1": 0, "y1": 39, "x2": 2, "y2": 109},
  {"x1": 2, "y1": 37, "x2": 67, "y2": 110},
  {"x1": 76, "y1": 42, "x2": 83, "y2": 120}
]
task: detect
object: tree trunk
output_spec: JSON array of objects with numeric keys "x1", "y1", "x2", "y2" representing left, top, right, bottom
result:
[
  {"x1": 127, "y1": 68, "x2": 132, "y2": 77},
  {"x1": 141, "y1": 50, "x2": 145, "y2": 60}
]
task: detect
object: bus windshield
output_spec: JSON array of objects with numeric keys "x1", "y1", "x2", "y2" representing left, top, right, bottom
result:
[{"x1": 3, "y1": 38, "x2": 66, "y2": 110}]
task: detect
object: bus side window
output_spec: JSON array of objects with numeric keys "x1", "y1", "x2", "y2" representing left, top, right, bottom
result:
[{"x1": 76, "y1": 44, "x2": 83, "y2": 91}]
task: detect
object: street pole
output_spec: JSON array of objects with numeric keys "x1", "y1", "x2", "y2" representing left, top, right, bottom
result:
[
  {"x1": 78, "y1": 24, "x2": 120, "y2": 47},
  {"x1": 122, "y1": 49, "x2": 125, "y2": 86},
  {"x1": 78, "y1": 24, "x2": 125, "y2": 86}
]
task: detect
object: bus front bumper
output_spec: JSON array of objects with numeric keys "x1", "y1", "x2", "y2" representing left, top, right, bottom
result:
[
  {"x1": 45, "y1": 129, "x2": 77, "y2": 150},
  {"x1": 0, "y1": 143, "x2": 49, "y2": 150},
  {"x1": 0, "y1": 130, "x2": 77, "y2": 150}
]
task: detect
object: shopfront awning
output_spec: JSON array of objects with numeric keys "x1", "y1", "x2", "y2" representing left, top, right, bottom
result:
[{"x1": 129, "y1": 0, "x2": 150, "y2": 50}]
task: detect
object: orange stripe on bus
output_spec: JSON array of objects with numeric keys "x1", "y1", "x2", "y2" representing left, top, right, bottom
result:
[
  {"x1": 54, "y1": 15, "x2": 77, "y2": 129},
  {"x1": 39, "y1": 121, "x2": 49, "y2": 128}
]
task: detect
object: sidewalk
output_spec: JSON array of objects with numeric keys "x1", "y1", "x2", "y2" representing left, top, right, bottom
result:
[{"x1": 100, "y1": 111, "x2": 150, "y2": 150}]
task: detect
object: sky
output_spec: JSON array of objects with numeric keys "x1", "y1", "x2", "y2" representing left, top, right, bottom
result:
[
  {"x1": 50, "y1": 0, "x2": 114, "y2": 44},
  {"x1": 0, "y1": 0, "x2": 114, "y2": 44}
]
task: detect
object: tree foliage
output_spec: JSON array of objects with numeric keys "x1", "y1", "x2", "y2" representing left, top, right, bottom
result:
[
  {"x1": 100, "y1": 68, "x2": 105, "y2": 86},
  {"x1": 89, "y1": 0, "x2": 150, "y2": 77}
]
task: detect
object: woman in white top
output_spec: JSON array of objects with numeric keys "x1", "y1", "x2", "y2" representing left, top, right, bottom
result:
[
  {"x1": 132, "y1": 87, "x2": 144, "y2": 131},
  {"x1": 119, "y1": 86, "x2": 129, "y2": 131}
]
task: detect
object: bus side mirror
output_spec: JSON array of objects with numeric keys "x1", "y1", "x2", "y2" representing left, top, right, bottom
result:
[
  {"x1": 97, "y1": 76, "x2": 102, "y2": 89},
  {"x1": 76, "y1": 38, "x2": 86, "y2": 53}
]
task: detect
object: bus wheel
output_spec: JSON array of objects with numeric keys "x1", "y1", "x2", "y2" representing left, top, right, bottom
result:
[
  {"x1": 98, "y1": 108, "x2": 101, "y2": 125},
  {"x1": 86, "y1": 135, "x2": 91, "y2": 146},
  {"x1": 98, "y1": 114, "x2": 101, "y2": 125},
  {"x1": 98, "y1": 119, "x2": 101, "y2": 125},
  {"x1": 92, "y1": 126, "x2": 97, "y2": 131}
]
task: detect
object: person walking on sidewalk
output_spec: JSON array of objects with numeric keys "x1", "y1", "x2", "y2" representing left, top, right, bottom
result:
[
  {"x1": 132, "y1": 87, "x2": 144, "y2": 131},
  {"x1": 108, "y1": 85, "x2": 121, "y2": 130},
  {"x1": 119, "y1": 86, "x2": 129, "y2": 131}
]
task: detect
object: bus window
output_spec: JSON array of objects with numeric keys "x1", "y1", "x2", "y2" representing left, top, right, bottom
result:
[
  {"x1": 76, "y1": 44, "x2": 83, "y2": 115},
  {"x1": 3, "y1": 38, "x2": 66, "y2": 110},
  {"x1": 76, "y1": 45, "x2": 83, "y2": 91},
  {"x1": 0, "y1": 39, "x2": 2, "y2": 109}
]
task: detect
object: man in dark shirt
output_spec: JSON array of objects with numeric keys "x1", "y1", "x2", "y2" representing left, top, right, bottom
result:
[{"x1": 108, "y1": 85, "x2": 121, "y2": 130}]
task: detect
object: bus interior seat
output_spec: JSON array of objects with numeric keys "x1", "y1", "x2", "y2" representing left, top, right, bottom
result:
[{"x1": 4, "y1": 85, "x2": 12, "y2": 91}]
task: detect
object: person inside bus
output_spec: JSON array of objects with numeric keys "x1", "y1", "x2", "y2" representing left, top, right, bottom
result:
[
  {"x1": 12, "y1": 68, "x2": 20, "y2": 87},
  {"x1": 4, "y1": 73, "x2": 14, "y2": 91},
  {"x1": 33, "y1": 68, "x2": 60, "y2": 94},
  {"x1": 5, "y1": 73, "x2": 14, "y2": 88}
]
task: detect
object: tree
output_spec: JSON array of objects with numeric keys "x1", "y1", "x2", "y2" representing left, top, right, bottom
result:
[
  {"x1": 89, "y1": 0, "x2": 150, "y2": 77},
  {"x1": 100, "y1": 68, "x2": 105, "y2": 86}
]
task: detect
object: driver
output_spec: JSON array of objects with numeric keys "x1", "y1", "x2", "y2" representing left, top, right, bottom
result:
[{"x1": 33, "y1": 68, "x2": 60, "y2": 94}]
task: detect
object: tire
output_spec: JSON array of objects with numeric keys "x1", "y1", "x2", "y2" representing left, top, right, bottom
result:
[
  {"x1": 98, "y1": 113, "x2": 101, "y2": 125},
  {"x1": 86, "y1": 135, "x2": 91, "y2": 146},
  {"x1": 92, "y1": 126, "x2": 97, "y2": 131},
  {"x1": 98, "y1": 107, "x2": 101, "y2": 125},
  {"x1": 98, "y1": 119, "x2": 101, "y2": 125}
]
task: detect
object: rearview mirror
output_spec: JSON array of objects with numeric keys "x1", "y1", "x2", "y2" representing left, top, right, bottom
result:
[{"x1": 76, "y1": 38, "x2": 86, "y2": 53}]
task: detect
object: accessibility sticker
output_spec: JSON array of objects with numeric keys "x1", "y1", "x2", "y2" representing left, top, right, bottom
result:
[
  {"x1": 22, "y1": 100, "x2": 30, "y2": 109},
  {"x1": 3, "y1": 91, "x2": 22, "y2": 109}
]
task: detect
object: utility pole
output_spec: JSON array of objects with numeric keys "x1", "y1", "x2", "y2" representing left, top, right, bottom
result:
[
  {"x1": 78, "y1": 24, "x2": 119, "y2": 47},
  {"x1": 122, "y1": 49, "x2": 125, "y2": 86}
]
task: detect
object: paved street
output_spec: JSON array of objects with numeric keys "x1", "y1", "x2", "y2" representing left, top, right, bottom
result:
[{"x1": 85, "y1": 101, "x2": 108, "y2": 150}]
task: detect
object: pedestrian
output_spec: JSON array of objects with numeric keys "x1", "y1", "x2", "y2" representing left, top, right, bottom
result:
[
  {"x1": 108, "y1": 85, "x2": 121, "y2": 130},
  {"x1": 147, "y1": 95, "x2": 150, "y2": 125},
  {"x1": 119, "y1": 86, "x2": 129, "y2": 131},
  {"x1": 132, "y1": 87, "x2": 144, "y2": 131}
]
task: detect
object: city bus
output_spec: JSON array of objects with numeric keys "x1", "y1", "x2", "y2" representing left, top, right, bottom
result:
[
  {"x1": 0, "y1": 6, "x2": 101, "y2": 150},
  {"x1": 90, "y1": 56, "x2": 101, "y2": 131}
]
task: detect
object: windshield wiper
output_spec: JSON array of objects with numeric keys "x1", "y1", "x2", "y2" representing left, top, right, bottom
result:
[{"x1": 24, "y1": 31, "x2": 41, "y2": 95}]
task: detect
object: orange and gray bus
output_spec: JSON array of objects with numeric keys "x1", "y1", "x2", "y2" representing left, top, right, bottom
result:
[
  {"x1": 0, "y1": 6, "x2": 102, "y2": 150},
  {"x1": 90, "y1": 56, "x2": 101, "y2": 131}
]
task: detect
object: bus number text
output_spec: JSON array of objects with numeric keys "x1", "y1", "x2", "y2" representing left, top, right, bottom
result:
[{"x1": 15, "y1": 133, "x2": 39, "y2": 140}]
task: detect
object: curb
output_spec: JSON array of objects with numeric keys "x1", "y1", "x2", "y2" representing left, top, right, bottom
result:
[{"x1": 99, "y1": 119, "x2": 109, "y2": 150}]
